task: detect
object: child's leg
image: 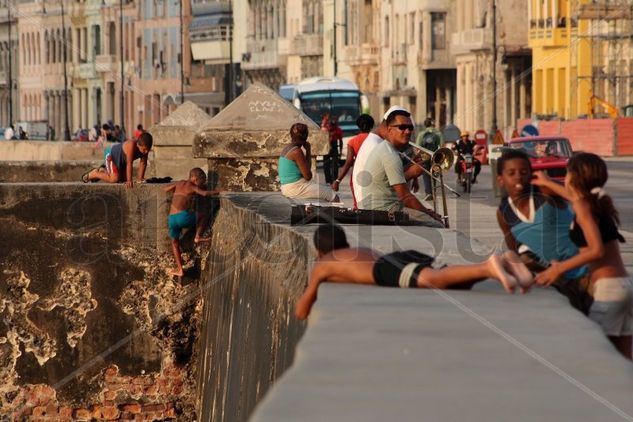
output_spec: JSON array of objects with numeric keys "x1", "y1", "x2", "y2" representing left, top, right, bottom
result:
[
  {"x1": 87, "y1": 168, "x2": 118, "y2": 183},
  {"x1": 416, "y1": 255, "x2": 518, "y2": 293},
  {"x1": 194, "y1": 212, "x2": 210, "y2": 243},
  {"x1": 169, "y1": 238, "x2": 185, "y2": 277}
]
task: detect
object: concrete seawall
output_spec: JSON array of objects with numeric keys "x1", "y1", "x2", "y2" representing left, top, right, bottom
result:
[{"x1": 0, "y1": 141, "x2": 108, "y2": 162}]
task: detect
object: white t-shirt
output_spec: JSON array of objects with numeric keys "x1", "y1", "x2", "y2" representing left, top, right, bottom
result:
[
  {"x1": 356, "y1": 141, "x2": 406, "y2": 211},
  {"x1": 4, "y1": 127, "x2": 14, "y2": 140},
  {"x1": 352, "y1": 132, "x2": 383, "y2": 206}
]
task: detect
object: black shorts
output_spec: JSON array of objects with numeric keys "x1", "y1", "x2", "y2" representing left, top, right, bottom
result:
[{"x1": 372, "y1": 250, "x2": 435, "y2": 288}]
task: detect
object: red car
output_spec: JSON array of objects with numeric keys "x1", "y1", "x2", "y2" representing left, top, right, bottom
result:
[{"x1": 505, "y1": 136, "x2": 573, "y2": 182}]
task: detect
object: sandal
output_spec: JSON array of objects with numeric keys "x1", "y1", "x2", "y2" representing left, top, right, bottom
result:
[{"x1": 81, "y1": 168, "x2": 100, "y2": 183}]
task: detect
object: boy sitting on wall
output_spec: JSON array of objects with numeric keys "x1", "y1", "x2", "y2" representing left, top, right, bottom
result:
[{"x1": 164, "y1": 167, "x2": 221, "y2": 277}]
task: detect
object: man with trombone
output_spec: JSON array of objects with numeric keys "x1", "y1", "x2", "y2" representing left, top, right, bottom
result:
[{"x1": 355, "y1": 109, "x2": 442, "y2": 221}]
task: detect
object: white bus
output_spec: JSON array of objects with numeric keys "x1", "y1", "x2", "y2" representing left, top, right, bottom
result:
[{"x1": 279, "y1": 77, "x2": 369, "y2": 139}]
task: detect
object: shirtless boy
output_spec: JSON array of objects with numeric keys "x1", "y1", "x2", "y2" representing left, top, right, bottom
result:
[
  {"x1": 164, "y1": 167, "x2": 220, "y2": 277},
  {"x1": 295, "y1": 224, "x2": 532, "y2": 320}
]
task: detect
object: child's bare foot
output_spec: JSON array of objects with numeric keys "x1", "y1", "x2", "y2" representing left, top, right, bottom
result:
[
  {"x1": 503, "y1": 251, "x2": 534, "y2": 293},
  {"x1": 169, "y1": 268, "x2": 184, "y2": 277},
  {"x1": 487, "y1": 255, "x2": 517, "y2": 294},
  {"x1": 295, "y1": 290, "x2": 317, "y2": 320},
  {"x1": 194, "y1": 236, "x2": 211, "y2": 243}
]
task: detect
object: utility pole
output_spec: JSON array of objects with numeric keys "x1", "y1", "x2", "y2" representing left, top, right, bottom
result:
[
  {"x1": 228, "y1": 0, "x2": 234, "y2": 103},
  {"x1": 180, "y1": 0, "x2": 185, "y2": 103},
  {"x1": 333, "y1": 0, "x2": 337, "y2": 76},
  {"x1": 490, "y1": 0, "x2": 498, "y2": 144},
  {"x1": 7, "y1": 0, "x2": 13, "y2": 126},
  {"x1": 61, "y1": 1, "x2": 71, "y2": 141},
  {"x1": 119, "y1": 0, "x2": 125, "y2": 133}
]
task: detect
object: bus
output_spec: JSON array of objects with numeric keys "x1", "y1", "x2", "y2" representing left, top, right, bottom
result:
[{"x1": 279, "y1": 77, "x2": 369, "y2": 139}]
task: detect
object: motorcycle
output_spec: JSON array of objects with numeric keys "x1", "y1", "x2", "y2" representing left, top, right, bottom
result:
[{"x1": 456, "y1": 153, "x2": 474, "y2": 193}]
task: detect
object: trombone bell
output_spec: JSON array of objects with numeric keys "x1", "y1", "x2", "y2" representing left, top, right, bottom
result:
[{"x1": 408, "y1": 143, "x2": 455, "y2": 171}]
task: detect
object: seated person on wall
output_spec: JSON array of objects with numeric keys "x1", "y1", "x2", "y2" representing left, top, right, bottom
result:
[
  {"x1": 352, "y1": 106, "x2": 425, "y2": 209},
  {"x1": 278, "y1": 123, "x2": 340, "y2": 202},
  {"x1": 295, "y1": 224, "x2": 533, "y2": 320},
  {"x1": 354, "y1": 109, "x2": 437, "y2": 219},
  {"x1": 83, "y1": 132, "x2": 153, "y2": 188}
]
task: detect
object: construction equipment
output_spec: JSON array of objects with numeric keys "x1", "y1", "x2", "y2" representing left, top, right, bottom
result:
[{"x1": 588, "y1": 95, "x2": 620, "y2": 119}]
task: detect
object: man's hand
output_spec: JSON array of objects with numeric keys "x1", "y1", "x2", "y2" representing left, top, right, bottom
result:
[
  {"x1": 331, "y1": 180, "x2": 340, "y2": 191},
  {"x1": 125, "y1": 180, "x2": 133, "y2": 188}
]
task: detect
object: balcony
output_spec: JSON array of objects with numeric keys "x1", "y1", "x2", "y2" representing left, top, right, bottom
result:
[
  {"x1": 95, "y1": 54, "x2": 116, "y2": 73},
  {"x1": 450, "y1": 28, "x2": 492, "y2": 55},
  {"x1": 290, "y1": 34, "x2": 323, "y2": 57},
  {"x1": 242, "y1": 39, "x2": 282, "y2": 70},
  {"x1": 77, "y1": 62, "x2": 96, "y2": 79},
  {"x1": 528, "y1": 27, "x2": 568, "y2": 48},
  {"x1": 191, "y1": 40, "x2": 230, "y2": 64},
  {"x1": 344, "y1": 43, "x2": 379, "y2": 66}
]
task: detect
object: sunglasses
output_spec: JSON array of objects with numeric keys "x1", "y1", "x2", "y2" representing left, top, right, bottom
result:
[{"x1": 390, "y1": 124, "x2": 414, "y2": 132}]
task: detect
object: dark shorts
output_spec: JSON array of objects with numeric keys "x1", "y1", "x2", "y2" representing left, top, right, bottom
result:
[{"x1": 372, "y1": 250, "x2": 435, "y2": 288}]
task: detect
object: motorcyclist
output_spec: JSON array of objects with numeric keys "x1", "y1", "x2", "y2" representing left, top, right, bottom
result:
[{"x1": 454, "y1": 131, "x2": 481, "y2": 184}]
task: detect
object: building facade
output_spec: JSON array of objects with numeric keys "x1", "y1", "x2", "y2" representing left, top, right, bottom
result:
[
  {"x1": 0, "y1": 2, "x2": 19, "y2": 128},
  {"x1": 530, "y1": 0, "x2": 633, "y2": 120},
  {"x1": 453, "y1": 0, "x2": 531, "y2": 137}
]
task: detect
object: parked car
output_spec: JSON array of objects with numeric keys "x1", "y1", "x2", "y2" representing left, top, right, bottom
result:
[{"x1": 505, "y1": 136, "x2": 573, "y2": 182}]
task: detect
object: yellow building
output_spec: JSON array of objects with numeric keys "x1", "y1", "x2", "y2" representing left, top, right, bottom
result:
[{"x1": 530, "y1": 0, "x2": 633, "y2": 119}]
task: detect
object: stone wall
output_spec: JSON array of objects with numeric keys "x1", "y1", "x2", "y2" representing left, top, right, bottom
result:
[
  {"x1": 0, "y1": 161, "x2": 101, "y2": 183},
  {"x1": 0, "y1": 141, "x2": 109, "y2": 162},
  {"x1": 195, "y1": 194, "x2": 308, "y2": 421},
  {"x1": 0, "y1": 184, "x2": 202, "y2": 420}
]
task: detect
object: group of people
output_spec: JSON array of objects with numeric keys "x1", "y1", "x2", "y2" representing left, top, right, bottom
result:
[
  {"x1": 289, "y1": 107, "x2": 631, "y2": 360},
  {"x1": 3, "y1": 124, "x2": 28, "y2": 140}
]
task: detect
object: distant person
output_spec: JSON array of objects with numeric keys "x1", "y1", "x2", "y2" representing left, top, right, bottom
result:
[
  {"x1": 47, "y1": 125, "x2": 56, "y2": 141},
  {"x1": 534, "y1": 141, "x2": 547, "y2": 157},
  {"x1": 113, "y1": 125, "x2": 122, "y2": 143},
  {"x1": 332, "y1": 114, "x2": 374, "y2": 208},
  {"x1": 415, "y1": 118, "x2": 443, "y2": 200},
  {"x1": 278, "y1": 123, "x2": 339, "y2": 202},
  {"x1": 17, "y1": 126, "x2": 27, "y2": 140},
  {"x1": 133, "y1": 124, "x2": 144, "y2": 141},
  {"x1": 164, "y1": 167, "x2": 221, "y2": 277},
  {"x1": 295, "y1": 224, "x2": 532, "y2": 320},
  {"x1": 546, "y1": 141, "x2": 558, "y2": 156},
  {"x1": 83, "y1": 132, "x2": 153, "y2": 188},
  {"x1": 4, "y1": 125, "x2": 14, "y2": 140},
  {"x1": 88, "y1": 125, "x2": 98, "y2": 142},
  {"x1": 532, "y1": 153, "x2": 631, "y2": 360},
  {"x1": 454, "y1": 131, "x2": 481, "y2": 184},
  {"x1": 323, "y1": 117, "x2": 343, "y2": 184}
]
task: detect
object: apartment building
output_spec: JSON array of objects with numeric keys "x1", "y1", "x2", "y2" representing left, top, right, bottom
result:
[
  {"x1": 0, "y1": 2, "x2": 19, "y2": 128},
  {"x1": 452, "y1": 0, "x2": 531, "y2": 136}
]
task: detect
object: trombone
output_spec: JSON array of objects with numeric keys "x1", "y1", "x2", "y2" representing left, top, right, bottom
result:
[{"x1": 401, "y1": 142, "x2": 457, "y2": 228}]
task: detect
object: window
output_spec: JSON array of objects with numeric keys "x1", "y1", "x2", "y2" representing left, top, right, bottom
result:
[
  {"x1": 431, "y1": 13, "x2": 445, "y2": 50},
  {"x1": 384, "y1": 16, "x2": 389, "y2": 46}
]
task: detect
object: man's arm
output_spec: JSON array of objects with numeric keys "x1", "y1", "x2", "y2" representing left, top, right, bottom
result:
[{"x1": 163, "y1": 183, "x2": 176, "y2": 193}]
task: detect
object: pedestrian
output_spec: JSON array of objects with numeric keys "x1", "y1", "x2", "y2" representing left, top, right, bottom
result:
[
  {"x1": 4, "y1": 125, "x2": 15, "y2": 140},
  {"x1": 331, "y1": 114, "x2": 374, "y2": 208},
  {"x1": 164, "y1": 167, "x2": 220, "y2": 277},
  {"x1": 323, "y1": 117, "x2": 343, "y2": 184},
  {"x1": 415, "y1": 118, "x2": 443, "y2": 200},
  {"x1": 532, "y1": 152, "x2": 631, "y2": 360},
  {"x1": 295, "y1": 224, "x2": 532, "y2": 320}
]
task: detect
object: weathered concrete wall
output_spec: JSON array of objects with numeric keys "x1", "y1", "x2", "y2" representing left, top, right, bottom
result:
[
  {"x1": 0, "y1": 141, "x2": 109, "y2": 161},
  {"x1": 0, "y1": 161, "x2": 101, "y2": 182},
  {"x1": 195, "y1": 194, "x2": 309, "y2": 422},
  {"x1": 0, "y1": 184, "x2": 203, "y2": 420}
]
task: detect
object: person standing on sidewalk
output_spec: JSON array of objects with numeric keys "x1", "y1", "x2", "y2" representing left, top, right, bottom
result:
[
  {"x1": 415, "y1": 118, "x2": 443, "y2": 201},
  {"x1": 323, "y1": 117, "x2": 343, "y2": 184},
  {"x1": 331, "y1": 114, "x2": 374, "y2": 208}
]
